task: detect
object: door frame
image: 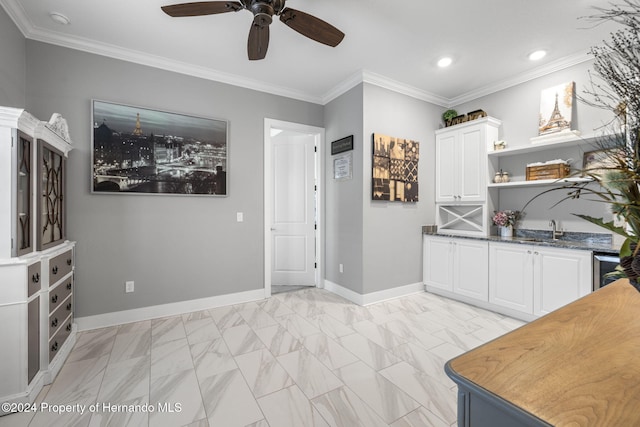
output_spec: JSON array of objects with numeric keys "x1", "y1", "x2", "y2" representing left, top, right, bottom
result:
[{"x1": 264, "y1": 118, "x2": 325, "y2": 298}]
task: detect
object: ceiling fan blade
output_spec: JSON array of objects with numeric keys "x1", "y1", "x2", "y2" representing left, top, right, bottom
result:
[
  {"x1": 161, "y1": 1, "x2": 243, "y2": 17},
  {"x1": 279, "y1": 8, "x2": 344, "y2": 47},
  {"x1": 248, "y1": 18, "x2": 270, "y2": 60}
]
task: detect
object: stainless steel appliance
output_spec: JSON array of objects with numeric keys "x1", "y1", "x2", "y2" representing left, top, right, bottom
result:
[{"x1": 593, "y1": 253, "x2": 620, "y2": 290}]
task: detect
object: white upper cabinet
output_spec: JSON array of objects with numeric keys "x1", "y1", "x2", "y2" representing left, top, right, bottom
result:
[{"x1": 435, "y1": 117, "x2": 501, "y2": 203}]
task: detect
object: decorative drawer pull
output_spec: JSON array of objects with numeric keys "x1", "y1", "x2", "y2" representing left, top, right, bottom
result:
[
  {"x1": 52, "y1": 266, "x2": 58, "y2": 275},
  {"x1": 32, "y1": 273, "x2": 40, "y2": 283},
  {"x1": 66, "y1": 282, "x2": 72, "y2": 290},
  {"x1": 66, "y1": 324, "x2": 72, "y2": 332},
  {"x1": 51, "y1": 318, "x2": 58, "y2": 328},
  {"x1": 51, "y1": 294, "x2": 58, "y2": 303},
  {"x1": 51, "y1": 341, "x2": 58, "y2": 352},
  {"x1": 66, "y1": 259, "x2": 72, "y2": 266},
  {"x1": 66, "y1": 303, "x2": 72, "y2": 311}
]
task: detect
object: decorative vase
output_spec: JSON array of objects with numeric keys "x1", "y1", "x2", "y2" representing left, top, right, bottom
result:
[{"x1": 500, "y1": 225, "x2": 513, "y2": 238}]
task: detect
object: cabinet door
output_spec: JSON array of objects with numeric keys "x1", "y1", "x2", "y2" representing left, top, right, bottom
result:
[
  {"x1": 16, "y1": 131, "x2": 34, "y2": 256},
  {"x1": 435, "y1": 132, "x2": 458, "y2": 203},
  {"x1": 534, "y1": 247, "x2": 592, "y2": 316},
  {"x1": 423, "y1": 236, "x2": 454, "y2": 291},
  {"x1": 489, "y1": 243, "x2": 533, "y2": 313},
  {"x1": 453, "y1": 240, "x2": 489, "y2": 301},
  {"x1": 459, "y1": 126, "x2": 485, "y2": 202},
  {"x1": 38, "y1": 141, "x2": 66, "y2": 251},
  {"x1": 28, "y1": 296, "x2": 39, "y2": 384}
]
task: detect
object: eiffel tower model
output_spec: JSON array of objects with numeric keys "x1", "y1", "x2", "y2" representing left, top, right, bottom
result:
[
  {"x1": 540, "y1": 93, "x2": 570, "y2": 135},
  {"x1": 132, "y1": 113, "x2": 144, "y2": 136}
]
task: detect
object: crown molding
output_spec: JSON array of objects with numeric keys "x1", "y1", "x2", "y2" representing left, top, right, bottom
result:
[
  {"x1": 321, "y1": 70, "x2": 364, "y2": 105},
  {"x1": 361, "y1": 70, "x2": 450, "y2": 107},
  {"x1": 448, "y1": 52, "x2": 593, "y2": 106},
  {"x1": 27, "y1": 28, "x2": 324, "y2": 105},
  {"x1": 1, "y1": 0, "x2": 595, "y2": 108}
]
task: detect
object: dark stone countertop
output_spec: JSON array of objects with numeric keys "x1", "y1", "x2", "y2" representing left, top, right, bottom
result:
[{"x1": 422, "y1": 228, "x2": 620, "y2": 255}]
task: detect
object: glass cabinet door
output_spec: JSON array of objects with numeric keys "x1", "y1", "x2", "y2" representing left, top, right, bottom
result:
[
  {"x1": 17, "y1": 131, "x2": 33, "y2": 255},
  {"x1": 38, "y1": 140, "x2": 66, "y2": 250}
]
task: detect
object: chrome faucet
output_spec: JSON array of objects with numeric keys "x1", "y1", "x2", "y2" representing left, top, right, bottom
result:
[{"x1": 549, "y1": 219, "x2": 564, "y2": 240}]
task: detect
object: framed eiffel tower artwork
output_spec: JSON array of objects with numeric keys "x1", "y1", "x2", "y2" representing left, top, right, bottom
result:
[
  {"x1": 538, "y1": 81, "x2": 575, "y2": 136},
  {"x1": 91, "y1": 100, "x2": 228, "y2": 196}
]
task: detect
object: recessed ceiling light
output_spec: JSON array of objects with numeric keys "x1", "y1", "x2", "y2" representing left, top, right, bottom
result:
[
  {"x1": 437, "y1": 57, "x2": 453, "y2": 68},
  {"x1": 49, "y1": 12, "x2": 70, "y2": 25},
  {"x1": 528, "y1": 50, "x2": 547, "y2": 61}
]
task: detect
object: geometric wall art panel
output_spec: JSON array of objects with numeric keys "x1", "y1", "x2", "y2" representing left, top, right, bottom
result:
[{"x1": 372, "y1": 133, "x2": 419, "y2": 202}]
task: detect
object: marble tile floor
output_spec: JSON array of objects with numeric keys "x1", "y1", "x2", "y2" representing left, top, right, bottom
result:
[{"x1": 0, "y1": 288, "x2": 525, "y2": 427}]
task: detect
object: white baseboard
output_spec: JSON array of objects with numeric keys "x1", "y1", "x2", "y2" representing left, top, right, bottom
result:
[
  {"x1": 75, "y1": 288, "x2": 266, "y2": 331},
  {"x1": 323, "y1": 280, "x2": 424, "y2": 306},
  {"x1": 76, "y1": 281, "x2": 426, "y2": 332}
]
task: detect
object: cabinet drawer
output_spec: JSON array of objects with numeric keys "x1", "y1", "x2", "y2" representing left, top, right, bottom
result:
[
  {"x1": 49, "y1": 295, "x2": 72, "y2": 338},
  {"x1": 49, "y1": 249, "x2": 73, "y2": 285},
  {"x1": 49, "y1": 316, "x2": 73, "y2": 363},
  {"x1": 27, "y1": 261, "x2": 41, "y2": 297},
  {"x1": 49, "y1": 278, "x2": 72, "y2": 313}
]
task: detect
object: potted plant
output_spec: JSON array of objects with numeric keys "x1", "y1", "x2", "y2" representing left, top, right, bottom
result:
[
  {"x1": 442, "y1": 109, "x2": 458, "y2": 127},
  {"x1": 492, "y1": 210, "x2": 520, "y2": 237},
  {"x1": 527, "y1": 0, "x2": 640, "y2": 290}
]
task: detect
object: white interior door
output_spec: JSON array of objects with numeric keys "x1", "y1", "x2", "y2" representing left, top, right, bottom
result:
[{"x1": 269, "y1": 127, "x2": 317, "y2": 288}]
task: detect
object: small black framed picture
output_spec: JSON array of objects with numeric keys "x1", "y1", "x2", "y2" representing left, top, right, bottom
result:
[{"x1": 331, "y1": 135, "x2": 354, "y2": 155}]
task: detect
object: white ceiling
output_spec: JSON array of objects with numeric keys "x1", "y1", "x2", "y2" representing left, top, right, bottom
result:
[{"x1": 1, "y1": 0, "x2": 619, "y2": 106}]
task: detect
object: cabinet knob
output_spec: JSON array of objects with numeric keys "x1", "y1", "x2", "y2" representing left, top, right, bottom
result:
[
  {"x1": 32, "y1": 273, "x2": 40, "y2": 283},
  {"x1": 534, "y1": 251, "x2": 539, "y2": 255},
  {"x1": 51, "y1": 341, "x2": 59, "y2": 352},
  {"x1": 51, "y1": 294, "x2": 58, "y2": 303},
  {"x1": 66, "y1": 282, "x2": 72, "y2": 290},
  {"x1": 52, "y1": 266, "x2": 58, "y2": 275},
  {"x1": 66, "y1": 302, "x2": 72, "y2": 311},
  {"x1": 51, "y1": 318, "x2": 58, "y2": 328},
  {"x1": 66, "y1": 259, "x2": 72, "y2": 266},
  {"x1": 66, "y1": 324, "x2": 72, "y2": 332}
]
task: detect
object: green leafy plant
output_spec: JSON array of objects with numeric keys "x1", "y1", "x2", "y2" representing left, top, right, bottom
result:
[
  {"x1": 523, "y1": 1, "x2": 640, "y2": 284},
  {"x1": 442, "y1": 109, "x2": 458, "y2": 124}
]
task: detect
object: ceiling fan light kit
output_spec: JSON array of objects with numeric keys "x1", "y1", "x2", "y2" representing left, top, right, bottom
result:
[{"x1": 161, "y1": 0, "x2": 345, "y2": 60}]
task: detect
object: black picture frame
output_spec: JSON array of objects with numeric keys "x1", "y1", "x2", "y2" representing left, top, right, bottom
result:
[
  {"x1": 331, "y1": 135, "x2": 354, "y2": 155},
  {"x1": 91, "y1": 100, "x2": 228, "y2": 196}
]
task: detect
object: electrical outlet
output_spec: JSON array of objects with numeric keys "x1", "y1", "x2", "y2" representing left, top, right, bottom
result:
[
  {"x1": 339, "y1": 264, "x2": 343, "y2": 273},
  {"x1": 125, "y1": 281, "x2": 134, "y2": 293},
  {"x1": 237, "y1": 212, "x2": 244, "y2": 222}
]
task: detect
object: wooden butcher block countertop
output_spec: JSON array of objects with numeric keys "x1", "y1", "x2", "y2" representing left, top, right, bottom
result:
[{"x1": 446, "y1": 279, "x2": 640, "y2": 426}]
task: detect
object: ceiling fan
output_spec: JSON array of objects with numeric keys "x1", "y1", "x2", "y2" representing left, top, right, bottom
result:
[{"x1": 161, "y1": 1, "x2": 345, "y2": 60}]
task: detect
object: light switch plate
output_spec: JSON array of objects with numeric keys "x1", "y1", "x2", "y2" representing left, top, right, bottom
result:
[{"x1": 237, "y1": 212, "x2": 243, "y2": 222}]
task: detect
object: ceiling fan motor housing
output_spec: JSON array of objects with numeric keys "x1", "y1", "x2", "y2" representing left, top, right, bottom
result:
[{"x1": 252, "y1": 5, "x2": 273, "y2": 25}]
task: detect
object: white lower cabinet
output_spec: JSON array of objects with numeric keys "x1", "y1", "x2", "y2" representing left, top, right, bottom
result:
[
  {"x1": 488, "y1": 242, "x2": 592, "y2": 318},
  {"x1": 488, "y1": 242, "x2": 534, "y2": 314},
  {"x1": 533, "y1": 246, "x2": 592, "y2": 316},
  {"x1": 423, "y1": 235, "x2": 488, "y2": 301},
  {"x1": 424, "y1": 236, "x2": 593, "y2": 321}
]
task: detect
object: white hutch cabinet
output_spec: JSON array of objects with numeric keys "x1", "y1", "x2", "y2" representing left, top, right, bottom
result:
[
  {"x1": 435, "y1": 117, "x2": 501, "y2": 236},
  {"x1": 0, "y1": 107, "x2": 75, "y2": 412}
]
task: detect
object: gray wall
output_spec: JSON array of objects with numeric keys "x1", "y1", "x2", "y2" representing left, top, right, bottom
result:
[
  {"x1": 0, "y1": 6, "x2": 26, "y2": 107},
  {"x1": 362, "y1": 84, "x2": 440, "y2": 293},
  {"x1": 454, "y1": 61, "x2": 617, "y2": 233},
  {"x1": 324, "y1": 83, "x2": 441, "y2": 295},
  {"x1": 25, "y1": 41, "x2": 323, "y2": 318},
  {"x1": 324, "y1": 84, "x2": 364, "y2": 293}
]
